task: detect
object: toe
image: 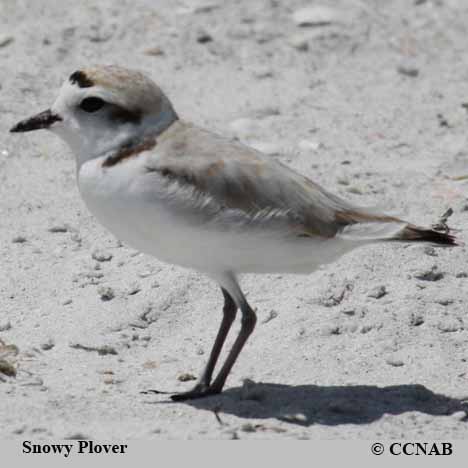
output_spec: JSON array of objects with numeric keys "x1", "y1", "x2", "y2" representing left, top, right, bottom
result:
[{"x1": 170, "y1": 385, "x2": 220, "y2": 401}]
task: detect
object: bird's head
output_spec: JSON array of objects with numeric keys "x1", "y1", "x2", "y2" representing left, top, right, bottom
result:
[{"x1": 10, "y1": 65, "x2": 177, "y2": 166}]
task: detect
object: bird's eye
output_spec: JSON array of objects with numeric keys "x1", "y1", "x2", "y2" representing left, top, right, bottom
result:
[{"x1": 79, "y1": 97, "x2": 105, "y2": 113}]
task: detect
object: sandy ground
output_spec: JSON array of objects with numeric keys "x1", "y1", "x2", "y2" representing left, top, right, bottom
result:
[{"x1": 1, "y1": 0, "x2": 468, "y2": 439}]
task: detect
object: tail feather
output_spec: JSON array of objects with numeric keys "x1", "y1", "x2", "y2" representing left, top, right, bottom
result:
[
  {"x1": 335, "y1": 208, "x2": 459, "y2": 246},
  {"x1": 396, "y1": 225, "x2": 458, "y2": 246}
]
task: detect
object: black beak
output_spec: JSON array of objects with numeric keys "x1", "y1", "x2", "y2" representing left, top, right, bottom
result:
[{"x1": 10, "y1": 109, "x2": 62, "y2": 133}]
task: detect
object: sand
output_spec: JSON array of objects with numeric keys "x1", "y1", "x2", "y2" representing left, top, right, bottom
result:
[{"x1": 1, "y1": 0, "x2": 468, "y2": 439}]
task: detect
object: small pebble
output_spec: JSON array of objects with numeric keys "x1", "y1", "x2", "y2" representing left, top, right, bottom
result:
[
  {"x1": 438, "y1": 318, "x2": 462, "y2": 333},
  {"x1": 103, "y1": 376, "x2": 123, "y2": 385},
  {"x1": 367, "y1": 285, "x2": 387, "y2": 299},
  {"x1": 197, "y1": 30, "x2": 213, "y2": 43},
  {"x1": 40, "y1": 339, "x2": 55, "y2": 351},
  {"x1": 437, "y1": 113, "x2": 450, "y2": 128},
  {"x1": 21, "y1": 376, "x2": 44, "y2": 387},
  {"x1": 179, "y1": 1, "x2": 219, "y2": 14},
  {"x1": 414, "y1": 266, "x2": 443, "y2": 282},
  {"x1": 48, "y1": 224, "x2": 68, "y2": 233},
  {"x1": 249, "y1": 141, "x2": 281, "y2": 156},
  {"x1": 292, "y1": 6, "x2": 338, "y2": 27},
  {"x1": 254, "y1": 24, "x2": 277, "y2": 44},
  {"x1": 178, "y1": 373, "x2": 197, "y2": 382},
  {"x1": 346, "y1": 186, "x2": 363, "y2": 195},
  {"x1": 85, "y1": 271, "x2": 104, "y2": 279},
  {"x1": 298, "y1": 139, "x2": 320, "y2": 151},
  {"x1": 321, "y1": 324, "x2": 341, "y2": 336},
  {"x1": 138, "y1": 270, "x2": 153, "y2": 278},
  {"x1": 341, "y1": 309, "x2": 355, "y2": 316},
  {"x1": 143, "y1": 360, "x2": 158, "y2": 369},
  {"x1": 336, "y1": 175, "x2": 350, "y2": 186},
  {"x1": 409, "y1": 313, "x2": 424, "y2": 327},
  {"x1": 65, "y1": 433, "x2": 91, "y2": 440},
  {"x1": 70, "y1": 232, "x2": 82, "y2": 245},
  {"x1": 287, "y1": 34, "x2": 309, "y2": 51},
  {"x1": 321, "y1": 284, "x2": 351, "y2": 307},
  {"x1": 424, "y1": 246, "x2": 437, "y2": 257},
  {"x1": 252, "y1": 67, "x2": 274, "y2": 79},
  {"x1": 360, "y1": 324, "x2": 374, "y2": 334},
  {"x1": 92, "y1": 249, "x2": 113, "y2": 262},
  {"x1": 0, "y1": 359, "x2": 16, "y2": 377},
  {"x1": 70, "y1": 343, "x2": 118, "y2": 355},
  {"x1": 435, "y1": 297, "x2": 454, "y2": 306},
  {"x1": 397, "y1": 65, "x2": 419, "y2": 77},
  {"x1": 126, "y1": 283, "x2": 141, "y2": 296},
  {"x1": 386, "y1": 357, "x2": 405, "y2": 367},
  {"x1": 12, "y1": 426, "x2": 26, "y2": 435},
  {"x1": 98, "y1": 286, "x2": 115, "y2": 301},
  {"x1": 0, "y1": 35, "x2": 14, "y2": 48},
  {"x1": 144, "y1": 47, "x2": 165, "y2": 56},
  {"x1": 193, "y1": 1, "x2": 220, "y2": 14},
  {"x1": 0, "y1": 321, "x2": 12, "y2": 332},
  {"x1": 251, "y1": 106, "x2": 280, "y2": 118}
]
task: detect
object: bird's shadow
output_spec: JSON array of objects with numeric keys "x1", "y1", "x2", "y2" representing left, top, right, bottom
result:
[{"x1": 177, "y1": 382, "x2": 468, "y2": 426}]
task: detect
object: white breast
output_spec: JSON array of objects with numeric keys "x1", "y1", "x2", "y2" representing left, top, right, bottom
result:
[{"x1": 78, "y1": 156, "x2": 188, "y2": 262}]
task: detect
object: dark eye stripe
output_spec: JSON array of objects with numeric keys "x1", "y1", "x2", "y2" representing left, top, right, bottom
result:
[
  {"x1": 80, "y1": 97, "x2": 105, "y2": 113},
  {"x1": 109, "y1": 106, "x2": 142, "y2": 124}
]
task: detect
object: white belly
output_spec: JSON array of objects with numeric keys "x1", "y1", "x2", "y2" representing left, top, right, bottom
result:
[{"x1": 78, "y1": 158, "x2": 361, "y2": 275}]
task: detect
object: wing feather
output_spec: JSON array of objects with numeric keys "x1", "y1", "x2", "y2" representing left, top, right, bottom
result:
[{"x1": 145, "y1": 121, "x2": 405, "y2": 239}]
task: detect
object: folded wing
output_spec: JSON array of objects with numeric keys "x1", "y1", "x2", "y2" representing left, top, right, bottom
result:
[{"x1": 145, "y1": 121, "x2": 456, "y2": 245}]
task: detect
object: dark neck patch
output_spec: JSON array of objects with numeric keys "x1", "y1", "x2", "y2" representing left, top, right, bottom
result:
[
  {"x1": 69, "y1": 70, "x2": 94, "y2": 88},
  {"x1": 102, "y1": 136, "x2": 157, "y2": 168}
]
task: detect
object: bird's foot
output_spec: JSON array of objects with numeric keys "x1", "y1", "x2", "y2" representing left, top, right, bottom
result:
[{"x1": 170, "y1": 383, "x2": 221, "y2": 401}]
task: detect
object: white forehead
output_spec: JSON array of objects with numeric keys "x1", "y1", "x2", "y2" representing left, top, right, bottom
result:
[{"x1": 53, "y1": 79, "x2": 87, "y2": 109}]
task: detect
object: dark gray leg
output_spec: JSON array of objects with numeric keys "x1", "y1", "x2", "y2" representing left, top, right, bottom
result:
[
  {"x1": 171, "y1": 288, "x2": 238, "y2": 401},
  {"x1": 198, "y1": 289, "x2": 237, "y2": 386},
  {"x1": 209, "y1": 299, "x2": 257, "y2": 394}
]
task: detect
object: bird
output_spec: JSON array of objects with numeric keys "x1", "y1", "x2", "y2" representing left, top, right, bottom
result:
[{"x1": 10, "y1": 65, "x2": 457, "y2": 400}]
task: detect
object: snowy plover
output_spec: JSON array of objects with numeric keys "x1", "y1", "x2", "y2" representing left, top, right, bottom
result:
[{"x1": 10, "y1": 65, "x2": 456, "y2": 400}]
